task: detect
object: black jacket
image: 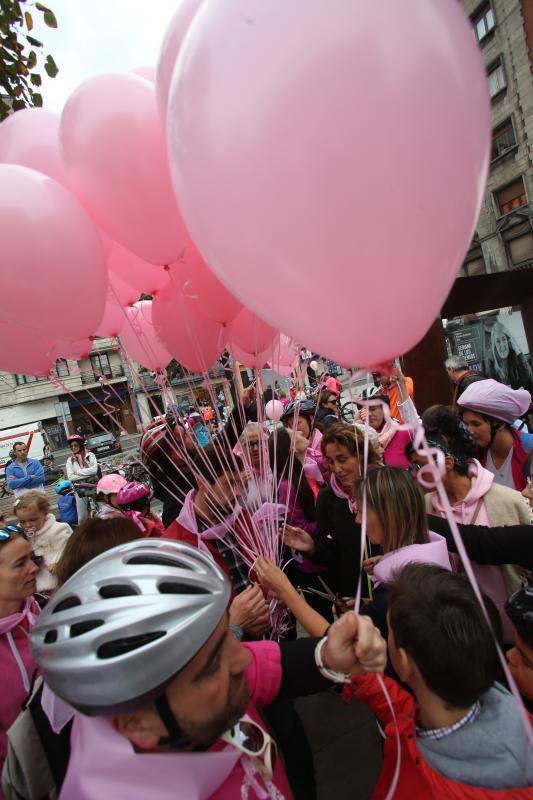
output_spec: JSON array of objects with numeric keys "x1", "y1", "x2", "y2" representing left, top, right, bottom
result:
[{"x1": 311, "y1": 485, "x2": 362, "y2": 598}]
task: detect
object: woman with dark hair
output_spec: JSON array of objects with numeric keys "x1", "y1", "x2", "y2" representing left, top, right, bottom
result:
[
  {"x1": 357, "y1": 394, "x2": 412, "y2": 468},
  {"x1": 457, "y1": 379, "x2": 532, "y2": 491},
  {"x1": 281, "y1": 398, "x2": 327, "y2": 485},
  {"x1": 315, "y1": 388, "x2": 339, "y2": 430},
  {"x1": 409, "y1": 404, "x2": 531, "y2": 643},
  {"x1": 64, "y1": 434, "x2": 99, "y2": 524}
]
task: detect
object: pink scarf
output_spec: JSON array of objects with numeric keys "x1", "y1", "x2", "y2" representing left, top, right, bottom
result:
[
  {"x1": 123, "y1": 510, "x2": 147, "y2": 533},
  {"x1": 303, "y1": 429, "x2": 326, "y2": 485},
  {"x1": 0, "y1": 595, "x2": 38, "y2": 635},
  {"x1": 70, "y1": 450, "x2": 89, "y2": 469},
  {"x1": 176, "y1": 490, "x2": 242, "y2": 554},
  {"x1": 375, "y1": 419, "x2": 399, "y2": 451},
  {"x1": 329, "y1": 473, "x2": 353, "y2": 505}
]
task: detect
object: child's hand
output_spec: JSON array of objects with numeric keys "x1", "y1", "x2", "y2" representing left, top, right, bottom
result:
[
  {"x1": 322, "y1": 613, "x2": 386, "y2": 676},
  {"x1": 363, "y1": 556, "x2": 382, "y2": 575},
  {"x1": 255, "y1": 556, "x2": 290, "y2": 596}
]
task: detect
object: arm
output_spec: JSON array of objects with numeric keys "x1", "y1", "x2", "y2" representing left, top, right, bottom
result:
[
  {"x1": 29, "y1": 460, "x2": 44, "y2": 486},
  {"x1": 346, "y1": 672, "x2": 413, "y2": 726},
  {"x1": 255, "y1": 557, "x2": 329, "y2": 637},
  {"x1": 428, "y1": 514, "x2": 533, "y2": 570},
  {"x1": 71, "y1": 453, "x2": 99, "y2": 479},
  {"x1": 219, "y1": 386, "x2": 258, "y2": 449},
  {"x1": 5, "y1": 465, "x2": 35, "y2": 490}
]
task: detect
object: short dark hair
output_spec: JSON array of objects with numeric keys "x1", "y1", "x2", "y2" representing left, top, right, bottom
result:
[
  {"x1": 388, "y1": 564, "x2": 501, "y2": 708},
  {"x1": 55, "y1": 518, "x2": 140, "y2": 587},
  {"x1": 13, "y1": 441, "x2": 25, "y2": 451},
  {"x1": 193, "y1": 443, "x2": 242, "y2": 486}
]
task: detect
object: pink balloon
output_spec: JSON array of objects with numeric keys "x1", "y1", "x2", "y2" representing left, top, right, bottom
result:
[
  {"x1": 265, "y1": 399, "x2": 284, "y2": 422},
  {"x1": 108, "y1": 242, "x2": 169, "y2": 295},
  {"x1": 120, "y1": 301, "x2": 172, "y2": 371},
  {"x1": 132, "y1": 65, "x2": 156, "y2": 82},
  {"x1": 170, "y1": 243, "x2": 242, "y2": 324},
  {"x1": 0, "y1": 108, "x2": 66, "y2": 184},
  {"x1": 228, "y1": 341, "x2": 272, "y2": 370},
  {"x1": 0, "y1": 165, "x2": 107, "y2": 340},
  {"x1": 0, "y1": 321, "x2": 55, "y2": 376},
  {"x1": 227, "y1": 308, "x2": 277, "y2": 356},
  {"x1": 52, "y1": 338, "x2": 93, "y2": 360},
  {"x1": 61, "y1": 73, "x2": 188, "y2": 265},
  {"x1": 167, "y1": 0, "x2": 490, "y2": 367},
  {"x1": 153, "y1": 280, "x2": 223, "y2": 373},
  {"x1": 96, "y1": 286, "x2": 127, "y2": 338},
  {"x1": 109, "y1": 272, "x2": 140, "y2": 308},
  {"x1": 269, "y1": 334, "x2": 298, "y2": 372},
  {"x1": 156, "y1": 0, "x2": 204, "y2": 125}
]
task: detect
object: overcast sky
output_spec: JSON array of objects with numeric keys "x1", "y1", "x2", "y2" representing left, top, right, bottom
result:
[{"x1": 33, "y1": 0, "x2": 179, "y2": 111}]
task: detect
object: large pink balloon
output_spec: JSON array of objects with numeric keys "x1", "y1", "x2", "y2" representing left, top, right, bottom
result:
[
  {"x1": 109, "y1": 273, "x2": 140, "y2": 308},
  {"x1": 153, "y1": 280, "x2": 223, "y2": 373},
  {"x1": 155, "y1": 0, "x2": 204, "y2": 125},
  {"x1": 52, "y1": 338, "x2": 93, "y2": 360},
  {"x1": 170, "y1": 243, "x2": 242, "y2": 324},
  {"x1": 120, "y1": 301, "x2": 172, "y2": 371},
  {"x1": 96, "y1": 290, "x2": 127, "y2": 339},
  {"x1": 227, "y1": 308, "x2": 277, "y2": 356},
  {"x1": 0, "y1": 108, "x2": 66, "y2": 184},
  {"x1": 229, "y1": 341, "x2": 271, "y2": 371},
  {"x1": 132, "y1": 65, "x2": 156, "y2": 82},
  {"x1": 0, "y1": 165, "x2": 107, "y2": 340},
  {"x1": 0, "y1": 321, "x2": 55, "y2": 376},
  {"x1": 108, "y1": 242, "x2": 168, "y2": 295},
  {"x1": 167, "y1": 0, "x2": 491, "y2": 367},
  {"x1": 61, "y1": 73, "x2": 188, "y2": 265}
]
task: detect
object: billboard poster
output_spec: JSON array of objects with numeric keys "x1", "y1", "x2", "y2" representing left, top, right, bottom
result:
[{"x1": 445, "y1": 310, "x2": 533, "y2": 393}]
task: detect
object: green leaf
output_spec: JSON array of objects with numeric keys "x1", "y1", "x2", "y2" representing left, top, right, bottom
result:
[
  {"x1": 26, "y1": 35, "x2": 43, "y2": 48},
  {"x1": 12, "y1": 98, "x2": 27, "y2": 111},
  {"x1": 35, "y1": 3, "x2": 50, "y2": 11},
  {"x1": 44, "y1": 54, "x2": 58, "y2": 78},
  {"x1": 24, "y1": 10, "x2": 33, "y2": 30},
  {"x1": 27, "y1": 50, "x2": 37, "y2": 69},
  {"x1": 31, "y1": 92, "x2": 43, "y2": 106},
  {"x1": 30, "y1": 72, "x2": 41, "y2": 86},
  {"x1": 43, "y1": 9, "x2": 57, "y2": 27}
]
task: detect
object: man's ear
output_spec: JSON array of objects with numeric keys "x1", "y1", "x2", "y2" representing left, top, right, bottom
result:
[
  {"x1": 113, "y1": 712, "x2": 160, "y2": 751},
  {"x1": 396, "y1": 647, "x2": 416, "y2": 683}
]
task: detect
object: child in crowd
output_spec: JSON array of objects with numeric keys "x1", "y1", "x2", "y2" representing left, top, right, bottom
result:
[
  {"x1": 94, "y1": 474, "x2": 127, "y2": 520},
  {"x1": 13, "y1": 490, "x2": 72, "y2": 592},
  {"x1": 116, "y1": 481, "x2": 165, "y2": 537},
  {"x1": 345, "y1": 563, "x2": 533, "y2": 797}
]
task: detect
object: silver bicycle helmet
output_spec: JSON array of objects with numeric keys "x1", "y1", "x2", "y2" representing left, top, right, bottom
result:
[{"x1": 31, "y1": 539, "x2": 230, "y2": 715}]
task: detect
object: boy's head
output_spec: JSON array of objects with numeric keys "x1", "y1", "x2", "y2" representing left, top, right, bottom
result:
[
  {"x1": 388, "y1": 564, "x2": 501, "y2": 709},
  {"x1": 193, "y1": 445, "x2": 243, "y2": 519},
  {"x1": 506, "y1": 586, "x2": 533, "y2": 702}
]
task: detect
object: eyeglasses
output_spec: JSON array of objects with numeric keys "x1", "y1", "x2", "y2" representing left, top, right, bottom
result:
[
  {"x1": 0, "y1": 524, "x2": 25, "y2": 543},
  {"x1": 221, "y1": 714, "x2": 277, "y2": 780}
]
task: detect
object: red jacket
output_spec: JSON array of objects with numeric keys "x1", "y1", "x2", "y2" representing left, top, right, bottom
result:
[{"x1": 345, "y1": 674, "x2": 533, "y2": 800}]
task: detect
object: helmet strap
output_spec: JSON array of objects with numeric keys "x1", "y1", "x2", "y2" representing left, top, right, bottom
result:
[{"x1": 155, "y1": 693, "x2": 191, "y2": 750}]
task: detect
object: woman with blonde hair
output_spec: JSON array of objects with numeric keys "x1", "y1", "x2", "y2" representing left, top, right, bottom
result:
[
  {"x1": 487, "y1": 320, "x2": 533, "y2": 391},
  {"x1": 14, "y1": 490, "x2": 72, "y2": 593}
]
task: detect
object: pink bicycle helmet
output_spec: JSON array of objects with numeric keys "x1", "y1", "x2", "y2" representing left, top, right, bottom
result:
[
  {"x1": 117, "y1": 481, "x2": 151, "y2": 507},
  {"x1": 97, "y1": 474, "x2": 128, "y2": 496}
]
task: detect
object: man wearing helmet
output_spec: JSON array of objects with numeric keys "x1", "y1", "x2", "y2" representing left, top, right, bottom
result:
[{"x1": 28, "y1": 539, "x2": 386, "y2": 800}]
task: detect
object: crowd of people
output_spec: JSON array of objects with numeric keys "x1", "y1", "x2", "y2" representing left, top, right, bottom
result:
[{"x1": 1, "y1": 356, "x2": 533, "y2": 800}]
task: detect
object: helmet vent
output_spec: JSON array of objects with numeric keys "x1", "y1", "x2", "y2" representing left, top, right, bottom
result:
[
  {"x1": 44, "y1": 630, "x2": 57, "y2": 644},
  {"x1": 158, "y1": 582, "x2": 209, "y2": 595},
  {"x1": 99, "y1": 584, "x2": 139, "y2": 599},
  {"x1": 97, "y1": 631, "x2": 165, "y2": 659},
  {"x1": 127, "y1": 555, "x2": 192, "y2": 570},
  {"x1": 53, "y1": 596, "x2": 81, "y2": 613},
  {"x1": 71, "y1": 619, "x2": 104, "y2": 638}
]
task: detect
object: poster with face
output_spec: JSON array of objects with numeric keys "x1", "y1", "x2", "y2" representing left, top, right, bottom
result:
[{"x1": 445, "y1": 310, "x2": 533, "y2": 392}]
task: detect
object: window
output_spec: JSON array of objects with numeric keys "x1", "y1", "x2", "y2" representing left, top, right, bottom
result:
[
  {"x1": 488, "y1": 60, "x2": 506, "y2": 98},
  {"x1": 474, "y1": 5, "x2": 495, "y2": 42},
  {"x1": 495, "y1": 177, "x2": 527, "y2": 216},
  {"x1": 56, "y1": 359, "x2": 70, "y2": 378},
  {"x1": 508, "y1": 234, "x2": 533, "y2": 266},
  {"x1": 491, "y1": 119, "x2": 517, "y2": 161},
  {"x1": 90, "y1": 353, "x2": 111, "y2": 377},
  {"x1": 462, "y1": 257, "x2": 486, "y2": 277},
  {"x1": 15, "y1": 374, "x2": 44, "y2": 385}
]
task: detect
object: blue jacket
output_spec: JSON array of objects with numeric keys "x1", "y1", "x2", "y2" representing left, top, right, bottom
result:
[{"x1": 5, "y1": 458, "x2": 45, "y2": 490}]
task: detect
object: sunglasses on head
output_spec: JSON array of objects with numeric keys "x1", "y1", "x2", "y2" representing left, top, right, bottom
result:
[
  {"x1": 221, "y1": 714, "x2": 277, "y2": 780},
  {"x1": 0, "y1": 524, "x2": 25, "y2": 543}
]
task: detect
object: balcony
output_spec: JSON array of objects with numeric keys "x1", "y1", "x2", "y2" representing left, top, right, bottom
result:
[
  {"x1": 138, "y1": 365, "x2": 226, "y2": 391},
  {"x1": 79, "y1": 365, "x2": 126, "y2": 385}
]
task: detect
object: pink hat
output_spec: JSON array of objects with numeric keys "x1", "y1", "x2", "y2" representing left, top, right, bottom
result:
[
  {"x1": 458, "y1": 378, "x2": 531, "y2": 424},
  {"x1": 117, "y1": 481, "x2": 151, "y2": 506},
  {"x1": 96, "y1": 474, "x2": 128, "y2": 496}
]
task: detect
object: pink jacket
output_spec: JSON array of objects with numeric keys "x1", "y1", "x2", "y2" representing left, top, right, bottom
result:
[
  {"x1": 58, "y1": 642, "x2": 291, "y2": 800},
  {"x1": 0, "y1": 597, "x2": 40, "y2": 781},
  {"x1": 372, "y1": 531, "x2": 452, "y2": 587},
  {"x1": 428, "y1": 460, "x2": 514, "y2": 643},
  {"x1": 382, "y1": 429, "x2": 412, "y2": 469}
]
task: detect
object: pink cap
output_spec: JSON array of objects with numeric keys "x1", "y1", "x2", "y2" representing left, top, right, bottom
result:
[
  {"x1": 458, "y1": 378, "x2": 531, "y2": 424},
  {"x1": 97, "y1": 474, "x2": 128, "y2": 495},
  {"x1": 117, "y1": 481, "x2": 151, "y2": 506}
]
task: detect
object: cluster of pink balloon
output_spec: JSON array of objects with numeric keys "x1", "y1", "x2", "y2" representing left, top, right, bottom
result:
[{"x1": 0, "y1": 0, "x2": 491, "y2": 378}]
